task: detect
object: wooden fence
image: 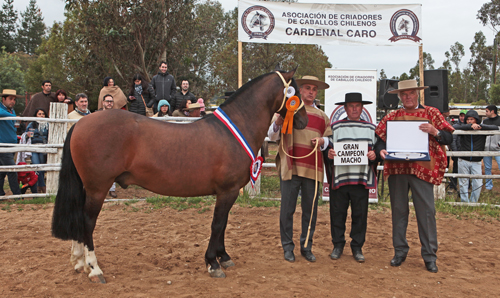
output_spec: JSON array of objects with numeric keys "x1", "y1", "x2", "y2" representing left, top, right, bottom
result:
[{"x1": 2, "y1": 104, "x2": 500, "y2": 200}]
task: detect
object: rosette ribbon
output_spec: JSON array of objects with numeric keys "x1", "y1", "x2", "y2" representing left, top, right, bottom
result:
[{"x1": 281, "y1": 95, "x2": 300, "y2": 135}]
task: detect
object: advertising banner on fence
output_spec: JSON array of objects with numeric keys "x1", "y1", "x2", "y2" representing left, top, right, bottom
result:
[
  {"x1": 238, "y1": 0, "x2": 422, "y2": 46},
  {"x1": 323, "y1": 69, "x2": 378, "y2": 203}
]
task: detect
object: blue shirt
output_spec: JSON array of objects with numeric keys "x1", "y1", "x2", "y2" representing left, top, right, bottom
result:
[{"x1": 0, "y1": 102, "x2": 18, "y2": 144}]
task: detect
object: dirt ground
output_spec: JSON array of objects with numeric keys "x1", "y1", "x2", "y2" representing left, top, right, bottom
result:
[{"x1": 1, "y1": 187, "x2": 499, "y2": 297}]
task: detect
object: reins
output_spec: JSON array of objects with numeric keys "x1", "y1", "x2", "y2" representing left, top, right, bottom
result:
[{"x1": 275, "y1": 71, "x2": 321, "y2": 248}]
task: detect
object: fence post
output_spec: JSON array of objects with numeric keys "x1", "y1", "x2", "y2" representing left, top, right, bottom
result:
[{"x1": 46, "y1": 103, "x2": 68, "y2": 194}]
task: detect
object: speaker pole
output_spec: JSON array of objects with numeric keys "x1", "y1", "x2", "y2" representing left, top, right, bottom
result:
[{"x1": 419, "y1": 43, "x2": 425, "y2": 105}]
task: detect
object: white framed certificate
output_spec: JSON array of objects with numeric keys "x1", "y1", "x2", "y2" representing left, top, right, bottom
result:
[{"x1": 386, "y1": 120, "x2": 430, "y2": 161}]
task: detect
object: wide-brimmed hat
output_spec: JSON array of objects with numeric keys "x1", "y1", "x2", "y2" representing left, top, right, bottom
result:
[
  {"x1": 335, "y1": 92, "x2": 372, "y2": 105},
  {"x1": 0, "y1": 89, "x2": 23, "y2": 98},
  {"x1": 387, "y1": 80, "x2": 428, "y2": 94},
  {"x1": 183, "y1": 103, "x2": 201, "y2": 111},
  {"x1": 296, "y1": 75, "x2": 330, "y2": 90}
]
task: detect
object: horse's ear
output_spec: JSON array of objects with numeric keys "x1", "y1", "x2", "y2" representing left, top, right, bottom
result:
[
  {"x1": 274, "y1": 64, "x2": 281, "y2": 71},
  {"x1": 283, "y1": 66, "x2": 298, "y2": 81}
]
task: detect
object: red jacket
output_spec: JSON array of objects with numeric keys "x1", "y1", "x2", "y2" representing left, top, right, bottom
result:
[{"x1": 17, "y1": 162, "x2": 38, "y2": 187}]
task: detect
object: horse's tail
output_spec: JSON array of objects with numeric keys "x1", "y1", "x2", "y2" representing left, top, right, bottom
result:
[{"x1": 51, "y1": 125, "x2": 86, "y2": 242}]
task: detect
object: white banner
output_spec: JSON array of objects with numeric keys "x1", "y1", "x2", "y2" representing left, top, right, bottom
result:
[
  {"x1": 322, "y1": 69, "x2": 378, "y2": 203},
  {"x1": 238, "y1": 0, "x2": 422, "y2": 46}
]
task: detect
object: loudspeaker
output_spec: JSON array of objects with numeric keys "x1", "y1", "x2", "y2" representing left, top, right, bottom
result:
[
  {"x1": 424, "y1": 69, "x2": 448, "y2": 113},
  {"x1": 378, "y1": 79, "x2": 399, "y2": 109}
]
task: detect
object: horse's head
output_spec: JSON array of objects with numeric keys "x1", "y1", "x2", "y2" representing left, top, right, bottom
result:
[{"x1": 275, "y1": 69, "x2": 308, "y2": 130}]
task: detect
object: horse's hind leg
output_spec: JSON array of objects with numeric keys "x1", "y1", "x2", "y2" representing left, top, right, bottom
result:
[
  {"x1": 82, "y1": 191, "x2": 107, "y2": 283},
  {"x1": 205, "y1": 190, "x2": 239, "y2": 278},
  {"x1": 70, "y1": 240, "x2": 85, "y2": 273}
]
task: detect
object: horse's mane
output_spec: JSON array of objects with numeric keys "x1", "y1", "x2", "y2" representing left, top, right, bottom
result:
[{"x1": 219, "y1": 72, "x2": 277, "y2": 108}]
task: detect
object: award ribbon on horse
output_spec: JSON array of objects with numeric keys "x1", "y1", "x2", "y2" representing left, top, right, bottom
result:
[
  {"x1": 214, "y1": 108, "x2": 263, "y2": 187},
  {"x1": 281, "y1": 95, "x2": 300, "y2": 134}
]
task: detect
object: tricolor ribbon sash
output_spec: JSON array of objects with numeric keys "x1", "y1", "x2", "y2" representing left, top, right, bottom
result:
[{"x1": 214, "y1": 108, "x2": 263, "y2": 187}]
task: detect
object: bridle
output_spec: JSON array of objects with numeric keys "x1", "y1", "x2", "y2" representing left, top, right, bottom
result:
[{"x1": 275, "y1": 71, "x2": 304, "y2": 114}]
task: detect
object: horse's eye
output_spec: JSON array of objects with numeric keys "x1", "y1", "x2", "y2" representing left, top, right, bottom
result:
[{"x1": 284, "y1": 86, "x2": 295, "y2": 98}]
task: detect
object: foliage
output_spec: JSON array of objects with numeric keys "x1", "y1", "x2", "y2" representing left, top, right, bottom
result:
[
  {"x1": 379, "y1": 69, "x2": 387, "y2": 80},
  {"x1": 0, "y1": 48, "x2": 26, "y2": 114},
  {"x1": 477, "y1": 0, "x2": 500, "y2": 32},
  {"x1": 16, "y1": 0, "x2": 46, "y2": 55},
  {"x1": 0, "y1": 0, "x2": 17, "y2": 53},
  {"x1": 489, "y1": 82, "x2": 500, "y2": 104}
]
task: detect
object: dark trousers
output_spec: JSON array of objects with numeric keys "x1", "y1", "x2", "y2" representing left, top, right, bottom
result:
[
  {"x1": 450, "y1": 157, "x2": 458, "y2": 190},
  {"x1": 280, "y1": 175, "x2": 320, "y2": 252},
  {"x1": 388, "y1": 174, "x2": 438, "y2": 262},
  {"x1": 20, "y1": 184, "x2": 37, "y2": 194},
  {"x1": 330, "y1": 184, "x2": 369, "y2": 251},
  {"x1": 0, "y1": 152, "x2": 21, "y2": 195}
]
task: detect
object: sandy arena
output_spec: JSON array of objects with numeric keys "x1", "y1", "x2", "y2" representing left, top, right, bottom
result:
[{"x1": 1, "y1": 188, "x2": 499, "y2": 297}]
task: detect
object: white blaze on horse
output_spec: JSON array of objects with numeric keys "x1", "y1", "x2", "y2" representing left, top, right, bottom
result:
[{"x1": 51, "y1": 69, "x2": 308, "y2": 283}]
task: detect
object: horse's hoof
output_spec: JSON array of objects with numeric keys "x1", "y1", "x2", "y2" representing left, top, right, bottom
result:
[
  {"x1": 89, "y1": 274, "x2": 106, "y2": 284},
  {"x1": 220, "y1": 260, "x2": 235, "y2": 269},
  {"x1": 208, "y1": 266, "x2": 226, "y2": 278}
]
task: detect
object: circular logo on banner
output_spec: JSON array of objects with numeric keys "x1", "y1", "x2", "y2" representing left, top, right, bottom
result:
[
  {"x1": 241, "y1": 6, "x2": 275, "y2": 40},
  {"x1": 329, "y1": 106, "x2": 373, "y2": 125},
  {"x1": 388, "y1": 9, "x2": 421, "y2": 43}
]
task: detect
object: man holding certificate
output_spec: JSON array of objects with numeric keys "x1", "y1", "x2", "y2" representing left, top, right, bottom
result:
[
  {"x1": 374, "y1": 80, "x2": 454, "y2": 273},
  {"x1": 327, "y1": 93, "x2": 377, "y2": 263}
]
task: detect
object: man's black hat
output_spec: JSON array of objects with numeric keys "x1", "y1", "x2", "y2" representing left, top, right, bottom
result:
[{"x1": 335, "y1": 92, "x2": 372, "y2": 105}]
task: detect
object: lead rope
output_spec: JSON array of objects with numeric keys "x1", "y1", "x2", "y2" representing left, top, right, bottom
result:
[{"x1": 275, "y1": 71, "x2": 320, "y2": 248}]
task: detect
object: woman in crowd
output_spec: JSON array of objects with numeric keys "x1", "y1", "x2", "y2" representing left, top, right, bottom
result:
[
  {"x1": 55, "y1": 89, "x2": 74, "y2": 113},
  {"x1": 26, "y1": 108, "x2": 49, "y2": 193},
  {"x1": 98, "y1": 76, "x2": 128, "y2": 110},
  {"x1": 172, "y1": 98, "x2": 191, "y2": 117},
  {"x1": 153, "y1": 100, "x2": 171, "y2": 117},
  {"x1": 128, "y1": 74, "x2": 155, "y2": 116}
]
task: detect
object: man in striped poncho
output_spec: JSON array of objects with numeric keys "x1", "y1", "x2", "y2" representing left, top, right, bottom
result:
[{"x1": 327, "y1": 92, "x2": 377, "y2": 263}]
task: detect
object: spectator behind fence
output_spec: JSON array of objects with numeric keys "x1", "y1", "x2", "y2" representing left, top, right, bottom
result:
[
  {"x1": 197, "y1": 98, "x2": 206, "y2": 116},
  {"x1": 153, "y1": 100, "x2": 171, "y2": 117},
  {"x1": 128, "y1": 74, "x2": 155, "y2": 116},
  {"x1": 17, "y1": 162, "x2": 38, "y2": 195},
  {"x1": 26, "y1": 108, "x2": 49, "y2": 193},
  {"x1": 55, "y1": 89, "x2": 74, "y2": 113},
  {"x1": 98, "y1": 94, "x2": 118, "y2": 198},
  {"x1": 172, "y1": 98, "x2": 192, "y2": 117},
  {"x1": 67, "y1": 93, "x2": 91, "y2": 133},
  {"x1": 0, "y1": 89, "x2": 22, "y2": 196},
  {"x1": 22, "y1": 80, "x2": 57, "y2": 117},
  {"x1": 450, "y1": 109, "x2": 467, "y2": 192},
  {"x1": 454, "y1": 110, "x2": 498, "y2": 202},
  {"x1": 172, "y1": 80, "x2": 196, "y2": 112},
  {"x1": 98, "y1": 76, "x2": 128, "y2": 110},
  {"x1": 184, "y1": 103, "x2": 202, "y2": 117},
  {"x1": 150, "y1": 61, "x2": 176, "y2": 113},
  {"x1": 482, "y1": 105, "x2": 500, "y2": 191}
]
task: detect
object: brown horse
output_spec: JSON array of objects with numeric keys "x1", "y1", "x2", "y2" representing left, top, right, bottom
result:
[{"x1": 51, "y1": 69, "x2": 307, "y2": 283}]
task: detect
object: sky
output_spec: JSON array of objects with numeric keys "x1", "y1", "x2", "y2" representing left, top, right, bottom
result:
[{"x1": 12, "y1": 0, "x2": 495, "y2": 78}]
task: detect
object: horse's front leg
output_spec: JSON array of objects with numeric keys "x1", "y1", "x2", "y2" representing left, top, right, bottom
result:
[{"x1": 205, "y1": 190, "x2": 239, "y2": 278}]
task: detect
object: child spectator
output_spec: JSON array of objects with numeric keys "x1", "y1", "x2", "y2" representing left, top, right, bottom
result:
[{"x1": 17, "y1": 162, "x2": 38, "y2": 194}]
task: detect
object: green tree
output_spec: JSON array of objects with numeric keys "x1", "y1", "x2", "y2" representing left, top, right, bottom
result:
[
  {"x1": 0, "y1": 0, "x2": 18, "y2": 53},
  {"x1": 407, "y1": 52, "x2": 435, "y2": 81},
  {"x1": 489, "y1": 82, "x2": 500, "y2": 105},
  {"x1": 379, "y1": 69, "x2": 387, "y2": 80},
  {"x1": 0, "y1": 48, "x2": 26, "y2": 113},
  {"x1": 16, "y1": 0, "x2": 46, "y2": 55},
  {"x1": 469, "y1": 31, "x2": 491, "y2": 102},
  {"x1": 477, "y1": 0, "x2": 500, "y2": 32}
]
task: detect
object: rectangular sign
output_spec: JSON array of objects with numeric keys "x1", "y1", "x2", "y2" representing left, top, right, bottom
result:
[
  {"x1": 333, "y1": 141, "x2": 368, "y2": 165},
  {"x1": 238, "y1": 0, "x2": 422, "y2": 46},
  {"x1": 323, "y1": 69, "x2": 378, "y2": 203}
]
